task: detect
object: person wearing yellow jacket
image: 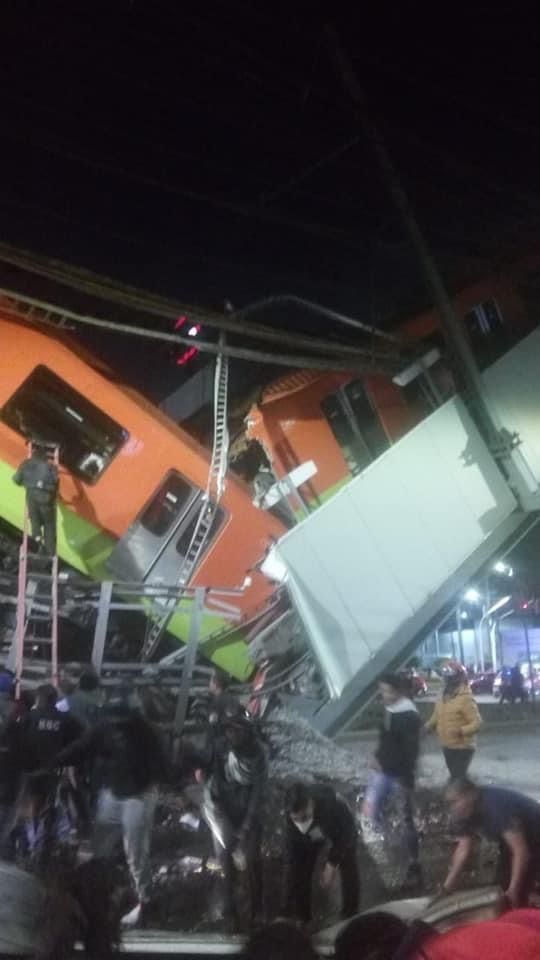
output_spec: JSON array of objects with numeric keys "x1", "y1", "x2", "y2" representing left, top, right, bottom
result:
[{"x1": 424, "y1": 667, "x2": 482, "y2": 778}]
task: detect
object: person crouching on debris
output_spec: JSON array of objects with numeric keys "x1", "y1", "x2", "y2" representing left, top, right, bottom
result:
[
  {"x1": 443, "y1": 777, "x2": 540, "y2": 908},
  {"x1": 13, "y1": 441, "x2": 59, "y2": 555},
  {"x1": 362, "y1": 673, "x2": 422, "y2": 888},
  {"x1": 283, "y1": 782, "x2": 360, "y2": 927},
  {"x1": 55, "y1": 690, "x2": 168, "y2": 928},
  {"x1": 202, "y1": 696, "x2": 267, "y2": 929}
]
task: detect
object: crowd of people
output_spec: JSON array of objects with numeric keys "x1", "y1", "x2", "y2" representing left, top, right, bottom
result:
[{"x1": 0, "y1": 659, "x2": 540, "y2": 957}]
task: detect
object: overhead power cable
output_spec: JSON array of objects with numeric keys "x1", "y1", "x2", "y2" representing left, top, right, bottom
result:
[
  {"x1": 234, "y1": 294, "x2": 400, "y2": 340},
  {"x1": 0, "y1": 241, "x2": 404, "y2": 357},
  {"x1": 0, "y1": 287, "x2": 404, "y2": 374}
]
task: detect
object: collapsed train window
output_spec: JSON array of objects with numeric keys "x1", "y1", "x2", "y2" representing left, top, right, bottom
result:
[
  {"x1": 321, "y1": 380, "x2": 389, "y2": 475},
  {"x1": 175, "y1": 502, "x2": 226, "y2": 561},
  {"x1": 140, "y1": 473, "x2": 198, "y2": 537},
  {"x1": 1, "y1": 365, "x2": 128, "y2": 483}
]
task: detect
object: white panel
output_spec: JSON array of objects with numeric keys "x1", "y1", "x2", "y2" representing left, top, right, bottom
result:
[
  {"x1": 484, "y1": 327, "x2": 540, "y2": 493},
  {"x1": 277, "y1": 397, "x2": 517, "y2": 697}
]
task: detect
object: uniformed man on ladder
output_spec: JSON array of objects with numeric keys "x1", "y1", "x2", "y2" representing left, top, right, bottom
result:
[{"x1": 13, "y1": 442, "x2": 58, "y2": 556}]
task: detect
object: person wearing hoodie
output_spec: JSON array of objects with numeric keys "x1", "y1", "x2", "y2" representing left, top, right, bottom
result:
[
  {"x1": 362, "y1": 674, "x2": 421, "y2": 885},
  {"x1": 424, "y1": 665, "x2": 482, "y2": 778}
]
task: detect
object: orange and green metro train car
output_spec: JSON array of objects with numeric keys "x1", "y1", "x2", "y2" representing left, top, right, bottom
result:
[
  {"x1": 0, "y1": 307, "x2": 286, "y2": 679},
  {"x1": 246, "y1": 260, "x2": 539, "y2": 511}
]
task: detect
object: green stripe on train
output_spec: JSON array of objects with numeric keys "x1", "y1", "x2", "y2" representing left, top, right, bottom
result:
[{"x1": 0, "y1": 459, "x2": 252, "y2": 679}]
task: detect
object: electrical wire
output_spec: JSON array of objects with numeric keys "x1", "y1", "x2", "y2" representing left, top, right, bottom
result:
[
  {"x1": 0, "y1": 126, "x2": 357, "y2": 247},
  {"x1": 0, "y1": 286, "x2": 402, "y2": 374},
  {"x1": 0, "y1": 242, "x2": 405, "y2": 357},
  {"x1": 234, "y1": 294, "x2": 401, "y2": 342}
]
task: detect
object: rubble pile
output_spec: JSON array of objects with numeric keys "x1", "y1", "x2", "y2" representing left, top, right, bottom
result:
[
  {"x1": 105, "y1": 708, "x2": 500, "y2": 931},
  {"x1": 265, "y1": 708, "x2": 366, "y2": 786}
]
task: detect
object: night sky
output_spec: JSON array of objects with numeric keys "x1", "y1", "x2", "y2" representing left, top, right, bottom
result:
[
  {"x1": 2, "y1": 3, "x2": 540, "y2": 396},
  {"x1": 2, "y1": 3, "x2": 540, "y2": 585}
]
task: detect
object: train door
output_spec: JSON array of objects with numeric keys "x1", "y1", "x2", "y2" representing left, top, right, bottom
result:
[
  {"x1": 107, "y1": 470, "x2": 224, "y2": 584},
  {"x1": 320, "y1": 379, "x2": 389, "y2": 476}
]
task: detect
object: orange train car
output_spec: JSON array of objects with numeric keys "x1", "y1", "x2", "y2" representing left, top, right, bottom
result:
[
  {"x1": 0, "y1": 307, "x2": 286, "y2": 679},
  {"x1": 245, "y1": 260, "x2": 539, "y2": 510}
]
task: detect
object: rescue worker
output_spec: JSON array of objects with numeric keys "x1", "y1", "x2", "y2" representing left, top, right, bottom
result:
[
  {"x1": 17, "y1": 684, "x2": 82, "y2": 860},
  {"x1": 202, "y1": 697, "x2": 267, "y2": 928},
  {"x1": 56, "y1": 691, "x2": 167, "y2": 927},
  {"x1": 424, "y1": 663, "x2": 482, "y2": 778},
  {"x1": 443, "y1": 778, "x2": 540, "y2": 907},
  {"x1": 13, "y1": 441, "x2": 59, "y2": 555},
  {"x1": 19, "y1": 684, "x2": 81, "y2": 775},
  {"x1": 362, "y1": 673, "x2": 421, "y2": 886},
  {"x1": 284, "y1": 782, "x2": 359, "y2": 925}
]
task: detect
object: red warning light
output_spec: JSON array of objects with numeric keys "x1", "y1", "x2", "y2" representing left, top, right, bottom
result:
[{"x1": 173, "y1": 315, "x2": 200, "y2": 365}]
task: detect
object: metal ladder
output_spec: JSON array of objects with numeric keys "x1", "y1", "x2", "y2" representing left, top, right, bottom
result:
[
  {"x1": 140, "y1": 339, "x2": 229, "y2": 660},
  {"x1": 0, "y1": 289, "x2": 74, "y2": 330},
  {"x1": 10, "y1": 442, "x2": 60, "y2": 693}
]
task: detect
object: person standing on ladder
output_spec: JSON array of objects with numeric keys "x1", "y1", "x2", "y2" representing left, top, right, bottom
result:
[{"x1": 13, "y1": 441, "x2": 58, "y2": 555}]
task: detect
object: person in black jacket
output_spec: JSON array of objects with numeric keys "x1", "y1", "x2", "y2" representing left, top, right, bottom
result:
[
  {"x1": 15, "y1": 684, "x2": 82, "y2": 861},
  {"x1": 284, "y1": 782, "x2": 359, "y2": 925},
  {"x1": 56, "y1": 693, "x2": 167, "y2": 926},
  {"x1": 19, "y1": 684, "x2": 82, "y2": 775},
  {"x1": 202, "y1": 699, "x2": 267, "y2": 927},
  {"x1": 362, "y1": 674, "x2": 421, "y2": 885},
  {"x1": 13, "y1": 442, "x2": 59, "y2": 555}
]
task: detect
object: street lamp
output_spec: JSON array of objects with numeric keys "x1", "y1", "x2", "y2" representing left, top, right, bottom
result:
[
  {"x1": 478, "y1": 596, "x2": 512, "y2": 672},
  {"x1": 456, "y1": 590, "x2": 482, "y2": 666},
  {"x1": 493, "y1": 560, "x2": 513, "y2": 577}
]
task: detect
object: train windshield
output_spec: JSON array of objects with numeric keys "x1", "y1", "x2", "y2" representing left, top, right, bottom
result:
[{"x1": 1, "y1": 365, "x2": 128, "y2": 483}]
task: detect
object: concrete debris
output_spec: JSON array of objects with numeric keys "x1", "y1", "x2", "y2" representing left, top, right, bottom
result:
[{"x1": 265, "y1": 708, "x2": 367, "y2": 786}]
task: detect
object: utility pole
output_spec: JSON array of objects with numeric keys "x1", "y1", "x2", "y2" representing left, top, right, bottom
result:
[{"x1": 325, "y1": 25, "x2": 501, "y2": 451}]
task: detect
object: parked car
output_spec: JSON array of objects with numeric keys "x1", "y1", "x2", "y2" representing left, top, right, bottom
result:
[{"x1": 469, "y1": 671, "x2": 496, "y2": 695}]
